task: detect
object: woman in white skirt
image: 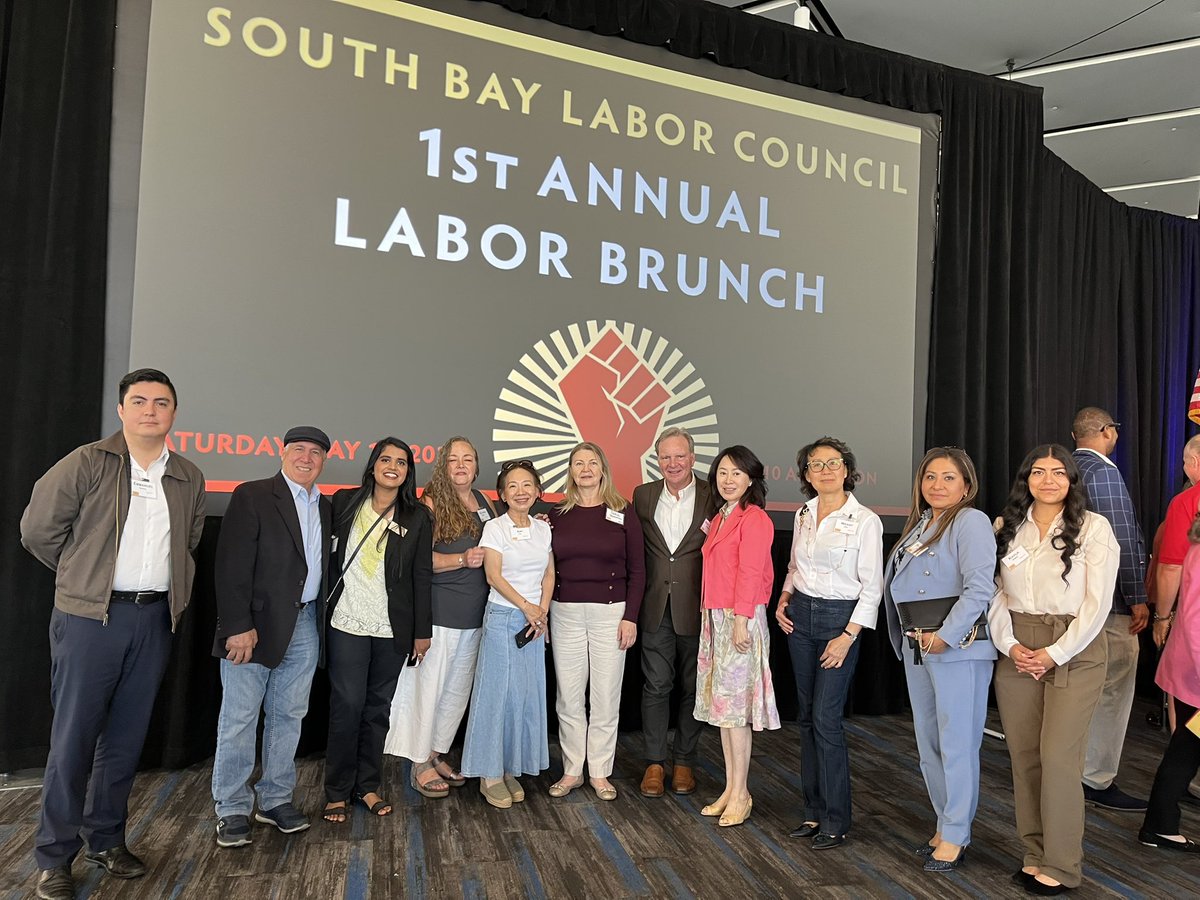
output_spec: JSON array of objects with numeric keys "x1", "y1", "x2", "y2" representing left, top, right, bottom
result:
[
  {"x1": 695, "y1": 445, "x2": 780, "y2": 827},
  {"x1": 460, "y1": 460, "x2": 554, "y2": 808},
  {"x1": 384, "y1": 437, "x2": 495, "y2": 796}
]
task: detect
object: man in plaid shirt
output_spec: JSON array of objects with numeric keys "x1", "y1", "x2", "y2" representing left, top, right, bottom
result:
[{"x1": 1072, "y1": 407, "x2": 1150, "y2": 811}]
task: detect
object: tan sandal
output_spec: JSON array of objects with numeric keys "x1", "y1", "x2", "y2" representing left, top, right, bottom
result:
[
  {"x1": 411, "y1": 760, "x2": 449, "y2": 798},
  {"x1": 431, "y1": 755, "x2": 467, "y2": 788}
]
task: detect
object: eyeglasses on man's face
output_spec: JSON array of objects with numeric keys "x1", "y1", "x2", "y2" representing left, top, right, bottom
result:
[{"x1": 806, "y1": 458, "x2": 845, "y2": 473}]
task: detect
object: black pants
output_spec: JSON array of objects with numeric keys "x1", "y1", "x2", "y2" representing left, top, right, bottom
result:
[
  {"x1": 1143, "y1": 697, "x2": 1200, "y2": 835},
  {"x1": 640, "y1": 604, "x2": 702, "y2": 764},
  {"x1": 36, "y1": 603, "x2": 173, "y2": 869},
  {"x1": 324, "y1": 628, "x2": 405, "y2": 802}
]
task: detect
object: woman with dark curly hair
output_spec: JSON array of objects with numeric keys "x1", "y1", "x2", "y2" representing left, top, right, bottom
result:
[
  {"x1": 989, "y1": 443, "x2": 1119, "y2": 895},
  {"x1": 775, "y1": 437, "x2": 883, "y2": 850}
]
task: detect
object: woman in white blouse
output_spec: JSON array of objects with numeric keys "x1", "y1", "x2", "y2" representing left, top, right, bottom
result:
[
  {"x1": 775, "y1": 438, "x2": 883, "y2": 850},
  {"x1": 989, "y1": 444, "x2": 1119, "y2": 895}
]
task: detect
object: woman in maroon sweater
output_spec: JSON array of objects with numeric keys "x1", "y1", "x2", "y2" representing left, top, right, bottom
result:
[{"x1": 547, "y1": 442, "x2": 646, "y2": 800}]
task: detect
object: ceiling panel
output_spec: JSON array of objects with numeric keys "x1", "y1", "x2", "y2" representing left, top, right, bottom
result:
[
  {"x1": 1105, "y1": 180, "x2": 1200, "y2": 218},
  {"x1": 1046, "y1": 113, "x2": 1200, "y2": 188},
  {"x1": 1018, "y1": 43, "x2": 1200, "y2": 130}
]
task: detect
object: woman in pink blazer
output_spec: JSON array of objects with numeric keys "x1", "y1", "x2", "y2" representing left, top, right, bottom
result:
[{"x1": 694, "y1": 445, "x2": 780, "y2": 827}]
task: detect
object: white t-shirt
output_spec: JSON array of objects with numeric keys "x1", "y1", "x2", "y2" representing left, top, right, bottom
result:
[{"x1": 479, "y1": 513, "x2": 553, "y2": 609}]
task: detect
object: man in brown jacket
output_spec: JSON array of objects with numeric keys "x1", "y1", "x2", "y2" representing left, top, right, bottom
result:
[
  {"x1": 20, "y1": 368, "x2": 206, "y2": 900},
  {"x1": 631, "y1": 427, "x2": 714, "y2": 797}
]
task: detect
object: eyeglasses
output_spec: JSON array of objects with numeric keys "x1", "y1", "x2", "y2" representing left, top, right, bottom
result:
[
  {"x1": 499, "y1": 459, "x2": 534, "y2": 473},
  {"x1": 1102, "y1": 422, "x2": 1121, "y2": 431},
  {"x1": 806, "y1": 458, "x2": 845, "y2": 473}
]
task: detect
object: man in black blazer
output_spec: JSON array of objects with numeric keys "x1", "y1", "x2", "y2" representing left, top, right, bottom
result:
[
  {"x1": 631, "y1": 427, "x2": 714, "y2": 798},
  {"x1": 210, "y1": 426, "x2": 332, "y2": 848}
]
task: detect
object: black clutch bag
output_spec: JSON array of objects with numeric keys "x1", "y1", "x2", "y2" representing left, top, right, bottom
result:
[{"x1": 897, "y1": 596, "x2": 987, "y2": 665}]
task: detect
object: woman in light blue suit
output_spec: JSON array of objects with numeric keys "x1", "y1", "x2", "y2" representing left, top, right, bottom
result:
[{"x1": 883, "y1": 447, "x2": 997, "y2": 874}]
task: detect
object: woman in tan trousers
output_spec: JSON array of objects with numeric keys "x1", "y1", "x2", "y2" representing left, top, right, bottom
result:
[{"x1": 989, "y1": 444, "x2": 1119, "y2": 895}]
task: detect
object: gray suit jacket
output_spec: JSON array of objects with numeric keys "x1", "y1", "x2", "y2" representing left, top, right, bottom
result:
[{"x1": 632, "y1": 476, "x2": 715, "y2": 635}]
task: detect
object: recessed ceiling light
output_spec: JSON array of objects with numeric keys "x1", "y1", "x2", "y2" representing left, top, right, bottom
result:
[{"x1": 1051, "y1": 106, "x2": 1060, "y2": 111}]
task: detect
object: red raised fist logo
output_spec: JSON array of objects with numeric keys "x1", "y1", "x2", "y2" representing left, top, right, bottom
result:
[{"x1": 559, "y1": 326, "x2": 671, "y2": 497}]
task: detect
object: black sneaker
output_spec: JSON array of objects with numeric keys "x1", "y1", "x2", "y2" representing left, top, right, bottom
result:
[
  {"x1": 1083, "y1": 782, "x2": 1148, "y2": 811},
  {"x1": 215, "y1": 814, "x2": 253, "y2": 848},
  {"x1": 255, "y1": 802, "x2": 310, "y2": 834}
]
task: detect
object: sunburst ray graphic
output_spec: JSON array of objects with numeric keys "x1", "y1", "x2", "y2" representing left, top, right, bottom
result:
[{"x1": 493, "y1": 321, "x2": 719, "y2": 496}]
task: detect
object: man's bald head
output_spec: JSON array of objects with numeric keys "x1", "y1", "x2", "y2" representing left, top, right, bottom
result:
[{"x1": 1072, "y1": 407, "x2": 1119, "y2": 455}]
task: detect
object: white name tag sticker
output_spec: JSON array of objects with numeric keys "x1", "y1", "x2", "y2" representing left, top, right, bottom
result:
[
  {"x1": 605, "y1": 508, "x2": 625, "y2": 525},
  {"x1": 387, "y1": 521, "x2": 406, "y2": 537},
  {"x1": 834, "y1": 519, "x2": 859, "y2": 536},
  {"x1": 701, "y1": 518, "x2": 711, "y2": 534},
  {"x1": 130, "y1": 477, "x2": 157, "y2": 499},
  {"x1": 511, "y1": 526, "x2": 531, "y2": 541},
  {"x1": 476, "y1": 508, "x2": 491, "y2": 522},
  {"x1": 1002, "y1": 545, "x2": 1030, "y2": 568},
  {"x1": 905, "y1": 541, "x2": 927, "y2": 556}
]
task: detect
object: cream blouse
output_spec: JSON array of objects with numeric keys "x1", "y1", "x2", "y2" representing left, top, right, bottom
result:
[{"x1": 988, "y1": 508, "x2": 1118, "y2": 666}]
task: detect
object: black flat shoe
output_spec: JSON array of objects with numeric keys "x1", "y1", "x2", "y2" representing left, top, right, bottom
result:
[
  {"x1": 1025, "y1": 877, "x2": 1068, "y2": 896},
  {"x1": 1138, "y1": 830, "x2": 1200, "y2": 852},
  {"x1": 923, "y1": 846, "x2": 967, "y2": 872},
  {"x1": 788, "y1": 821, "x2": 820, "y2": 838},
  {"x1": 812, "y1": 832, "x2": 845, "y2": 850},
  {"x1": 1012, "y1": 869, "x2": 1035, "y2": 887}
]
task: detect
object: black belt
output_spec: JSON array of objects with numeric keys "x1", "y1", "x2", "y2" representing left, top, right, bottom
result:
[{"x1": 110, "y1": 590, "x2": 168, "y2": 605}]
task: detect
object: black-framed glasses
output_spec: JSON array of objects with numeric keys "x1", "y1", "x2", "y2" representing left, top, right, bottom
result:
[
  {"x1": 1102, "y1": 422, "x2": 1121, "y2": 431},
  {"x1": 499, "y1": 459, "x2": 534, "y2": 473},
  {"x1": 806, "y1": 458, "x2": 845, "y2": 472}
]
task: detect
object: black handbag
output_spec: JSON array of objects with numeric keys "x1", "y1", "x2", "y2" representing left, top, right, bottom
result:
[{"x1": 897, "y1": 596, "x2": 988, "y2": 665}]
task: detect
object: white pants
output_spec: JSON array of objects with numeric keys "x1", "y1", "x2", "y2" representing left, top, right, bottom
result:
[
  {"x1": 551, "y1": 601, "x2": 627, "y2": 778},
  {"x1": 384, "y1": 625, "x2": 482, "y2": 762}
]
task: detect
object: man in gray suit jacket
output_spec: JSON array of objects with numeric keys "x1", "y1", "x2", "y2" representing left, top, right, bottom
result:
[{"x1": 631, "y1": 427, "x2": 714, "y2": 797}]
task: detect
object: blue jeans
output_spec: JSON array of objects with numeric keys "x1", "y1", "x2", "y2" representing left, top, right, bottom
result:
[
  {"x1": 212, "y1": 602, "x2": 319, "y2": 817},
  {"x1": 786, "y1": 593, "x2": 860, "y2": 835}
]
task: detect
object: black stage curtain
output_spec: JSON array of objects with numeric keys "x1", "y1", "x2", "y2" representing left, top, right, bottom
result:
[
  {"x1": 0, "y1": 0, "x2": 117, "y2": 772},
  {"x1": 4, "y1": 0, "x2": 1200, "y2": 770}
]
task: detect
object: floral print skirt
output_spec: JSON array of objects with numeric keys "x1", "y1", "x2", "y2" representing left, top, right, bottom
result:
[{"x1": 694, "y1": 606, "x2": 780, "y2": 731}]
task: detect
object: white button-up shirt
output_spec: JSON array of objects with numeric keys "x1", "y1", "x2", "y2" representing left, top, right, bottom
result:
[
  {"x1": 988, "y1": 508, "x2": 1119, "y2": 666},
  {"x1": 112, "y1": 445, "x2": 172, "y2": 592},
  {"x1": 785, "y1": 492, "x2": 884, "y2": 629},
  {"x1": 654, "y1": 476, "x2": 696, "y2": 555}
]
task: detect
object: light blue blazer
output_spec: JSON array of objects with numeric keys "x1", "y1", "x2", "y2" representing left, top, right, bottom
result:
[{"x1": 883, "y1": 507, "x2": 999, "y2": 664}]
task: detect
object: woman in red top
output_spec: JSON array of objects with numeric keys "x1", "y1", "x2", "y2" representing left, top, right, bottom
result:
[{"x1": 695, "y1": 445, "x2": 780, "y2": 827}]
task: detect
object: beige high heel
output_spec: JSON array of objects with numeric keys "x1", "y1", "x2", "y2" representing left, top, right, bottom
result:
[{"x1": 701, "y1": 796, "x2": 728, "y2": 817}]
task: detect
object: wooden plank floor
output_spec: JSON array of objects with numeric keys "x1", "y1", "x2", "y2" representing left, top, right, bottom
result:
[{"x1": 2, "y1": 701, "x2": 1197, "y2": 899}]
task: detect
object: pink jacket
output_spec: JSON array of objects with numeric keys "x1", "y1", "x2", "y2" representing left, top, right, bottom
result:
[
  {"x1": 701, "y1": 503, "x2": 775, "y2": 618},
  {"x1": 1157, "y1": 542, "x2": 1200, "y2": 708}
]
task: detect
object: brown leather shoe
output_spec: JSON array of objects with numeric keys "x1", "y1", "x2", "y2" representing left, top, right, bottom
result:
[
  {"x1": 640, "y1": 764, "x2": 665, "y2": 797},
  {"x1": 671, "y1": 764, "x2": 696, "y2": 795}
]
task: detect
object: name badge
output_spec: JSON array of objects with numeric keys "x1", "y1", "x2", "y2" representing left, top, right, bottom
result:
[
  {"x1": 511, "y1": 526, "x2": 531, "y2": 541},
  {"x1": 331, "y1": 536, "x2": 339, "y2": 552},
  {"x1": 905, "y1": 541, "x2": 927, "y2": 557},
  {"x1": 701, "y1": 518, "x2": 711, "y2": 534},
  {"x1": 1002, "y1": 545, "x2": 1030, "y2": 568},
  {"x1": 605, "y1": 508, "x2": 625, "y2": 525},
  {"x1": 387, "y1": 521, "x2": 407, "y2": 537},
  {"x1": 477, "y1": 508, "x2": 491, "y2": 522},
  {"x1": 130, "y1": 476, "x2": 157, "y2": 500},
  {"x1": 834, "y1": 519, "x2": 859, "y2": 536}
]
